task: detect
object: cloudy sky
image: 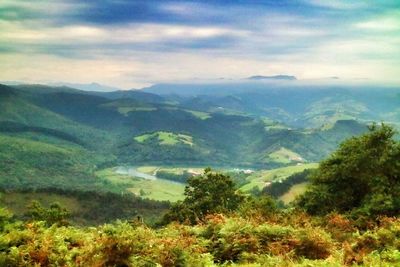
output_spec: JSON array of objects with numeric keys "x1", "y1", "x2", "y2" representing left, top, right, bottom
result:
[{"x1": 0, "y1": 0, "x2": 399, "y2": 88}]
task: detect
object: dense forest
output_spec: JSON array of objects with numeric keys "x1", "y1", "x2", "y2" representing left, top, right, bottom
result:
[{"x1": 1, "y1": 125, "x2": 400, "y2": 266}]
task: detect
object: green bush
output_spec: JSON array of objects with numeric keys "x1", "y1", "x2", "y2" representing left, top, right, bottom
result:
[{"x1": 298, "y1": 124, "x2": 400, "y2": 217}]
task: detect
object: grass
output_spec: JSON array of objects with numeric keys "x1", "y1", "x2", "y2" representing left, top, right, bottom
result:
[
  {"x1": 0, "y1": 191, "x2": 169, "y2": 226},
  {"x1": 279, "y1": 182, "x2": 309, "y2": 204},
  {"x1": 117, "y1": 106, "x2": 157, "y2": 115},
  {"x1": 98, "y1": 164, "x2": 316, "y2": 201},
  {"x1": 96, "y1": 167, "x2": 185, "y2": 202},
  {"x1": 137, "y1": 165, "x2": 209, "y2": 176},
  {"x1": 136, "y1": 166, "x2": 159, "y2": 174},
  {"x1": 95, "y1": 168, "x2": 141, "y2": 187},
  {"x1": 0, "y1": 192, "x2": 82, "y2": 215},
  {"x1": 158, "y1": 167, "x2": 204, "y2": 175},
  {"x1": 239, "y1": 163, "x2": 318, "y2": 192},
  {"x1": 265, "y1": 147, "x2": 304, "y2": 164},
  {"x1": 184, "y1": 109, "x2": 211, "y2": 120},
  {"x1": 134, "y1": 131, "x2": 194, "y2": 146},
  {"x1": 128, "y1": 179, "x2": 185, "y2": 202}
]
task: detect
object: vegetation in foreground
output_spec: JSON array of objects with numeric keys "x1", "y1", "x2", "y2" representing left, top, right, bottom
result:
[{"x1": 1, "y1": 124, "x2": 400, "y2": 266}]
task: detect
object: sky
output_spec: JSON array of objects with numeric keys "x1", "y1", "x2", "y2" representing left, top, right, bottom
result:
[{"x1": 0, "y1": 0, "x2": 399, "y2": 89}]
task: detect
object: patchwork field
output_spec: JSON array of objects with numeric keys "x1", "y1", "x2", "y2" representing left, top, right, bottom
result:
[
  {"x1": 134, "y1": 131, "x2": 194, "y2": 146},
  {"x1": 263, "y1": 147, "x2": 305, "y2": 164},
  {"x1": 239, "y1": 163, "x2": 318, "y2": 193},
  {"x1": 96, "y1": 167, "x2": 185, "y2": 202},
  {"x1": 279, "y1": 182, "x2": 309, "y2": 204},
  {"x1": 96, "y1": 164, "x2": 317, "y2": 203}
]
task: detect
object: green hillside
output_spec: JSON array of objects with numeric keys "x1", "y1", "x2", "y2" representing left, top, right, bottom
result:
[
  {"x1": 134, "y1": 131, "x2": 194, "y2": 146},
  {"x1": 0, "y1": 87, "x2": 115, "y2": 152},
  {"x1": 239, "y1": 163, "x2": 318, "y2": 192},
  {"x1": 0, "y1": 189, "x2": 169, "y2": 226},
  {"x1": 0, "y1": 83, "x2": 378, "y2": 202},
  {"x1": 0, "y1": 134, "x2": 107, "y2": 190}
]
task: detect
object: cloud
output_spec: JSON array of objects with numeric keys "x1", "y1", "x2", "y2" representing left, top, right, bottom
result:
[
  {"x1": 355, "y1": 11, "x2": 400, "y2": 31},
  {"x1": 304, "y1": 0, "x2": 367, "y2": 10},
  {"x1": 0, "y1": 0, "x2": 399, "y2": 87}
]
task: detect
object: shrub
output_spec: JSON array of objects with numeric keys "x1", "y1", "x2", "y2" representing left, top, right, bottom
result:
[{"x1": 298, "y1": 124, "x2": 400, "y2": 217}]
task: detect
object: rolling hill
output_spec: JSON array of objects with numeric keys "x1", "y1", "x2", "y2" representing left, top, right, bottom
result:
[
  {"x1": 0, "y1": 82, "x2": 389, "y2": 193},
  {"x1": 141, "y1": 81, "x2": 400, "y2": 128}
]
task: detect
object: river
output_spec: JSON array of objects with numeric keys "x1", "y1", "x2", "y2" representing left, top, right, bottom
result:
[{"x1": 115, "y1": 166, "x2": 157, "y2": 180}]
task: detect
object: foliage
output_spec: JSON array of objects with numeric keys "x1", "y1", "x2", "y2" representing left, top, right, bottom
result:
[
  {"x1": 156, "y1": 170, "x2": 192, "y2": 183},
  {"x1": 297, "y1": 124, "x2": 400, "y2": 217},
  {"x1": 0, "y1": 207, "x2": 12, "y2": 231},
  {"x1": 25, "y1": 201, "x2": 70, "y2": 227},
  {"x1": 238, "y1": 196, "x2": 279, "y2": 219},
  {"x1": 162, "y1": 169, "x2": 245, "y2": 224},
  {"x1": 2, "y1": 202, "x2": 400, "y2": 266},
  {"x1": 1, "y1": 188, "x2": 170, "y2": 226},
  {"x1": 0, "y1": 134, "x2": 113, "y2": 191}
]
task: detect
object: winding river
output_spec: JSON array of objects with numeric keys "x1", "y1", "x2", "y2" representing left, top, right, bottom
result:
[{"x1": 115, "y1": 166, "x2": 157, "y2": 180}]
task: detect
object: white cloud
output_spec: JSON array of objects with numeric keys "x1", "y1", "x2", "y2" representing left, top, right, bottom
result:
[
  {"x1": 0, "y1": 21, "x2": 248, "y2": 46},
  {"x1": 304, "y1": 0, "x2": 367, "y2": 10},
  {"x1": 355, "y1": 13, "x2": 400, "y2": 31},
  {"x1": 0, "y1": 1, "x2": 399, "y2": 87},
  {"x1": 0, "y1": 0, "x2": 84, "y2": 17}
]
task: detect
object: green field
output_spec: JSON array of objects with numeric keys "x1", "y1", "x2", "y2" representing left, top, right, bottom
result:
[
  {"x1": 184, "y1": 109, "x2": 211, "y2": 120},
  {"x1": 239, "y1": 163, "x2": 318, "y2": 192},
  {"x1": 117, "y1": 106, "x2": 157, "y2": 115},
  {"x1": 279, "y1": 182, "x2": 309, "y2": 204},
  {"x1": 264, "y1": 147, "x2": 304, "y2": 164},
  {"x1": 98, "y1": 164, "x2": 318, "y2": 202},
  {"x1": 137, "y1": 165, "x2": 204, "y2": 176},
  {"x1": 134, "y1": 131, "x2": 194, "y2": 146},
  {"x1": 96, "y1": 167, "x2": 185, "y2": 202},
  {"x1": 136, "y1": 166, "x2": 160, "y2": 174},
  {"x1": 127, "y1": 179, "x2": 185, "y2": 202}
]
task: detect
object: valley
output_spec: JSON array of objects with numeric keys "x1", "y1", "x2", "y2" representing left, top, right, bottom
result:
[{"x1": 0, "y1": 81, "x2": 398, "y2": 225}]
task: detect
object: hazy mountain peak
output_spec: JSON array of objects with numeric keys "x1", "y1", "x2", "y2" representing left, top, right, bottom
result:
[
  {"x1": 47, "y1": 82, "x2": 122, "y2": 92},
  {"x1": 247, "y1": 75, "x2": 297, "y2": 81}
]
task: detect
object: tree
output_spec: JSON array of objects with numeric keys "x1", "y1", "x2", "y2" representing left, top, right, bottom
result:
[
  {"x1": 297, "y1": 124, "x2": 400, "y2": 217},
  {"x1": 162, "y1": 168, "x2": 244, "y2": 224}
]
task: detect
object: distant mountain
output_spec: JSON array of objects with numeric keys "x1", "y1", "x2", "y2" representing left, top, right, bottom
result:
[
  {"x1": 99, "y1": 89, "x2": 166, "y2": 103},
  {"x1": 246, "y1": 75, "x2": 297, "y2": 81},
  {"x1": 0, "y1": 80, "x2": 24, "y2": 86},
  {"x1": 142, "y1": 81, "x2": 400, "y2": 128},
  {"x1": 141, "y1": 81, "x2": 285, "y2": 96},
  {"x1": 48, "y1": 82, "x2": 122, "y2": 92},
  {"x1": 2, "y1": 82, "x2": 399, "y2": 191},
  {"x1": 0, "y1": 83, "x2": 374, "y2": 168}
]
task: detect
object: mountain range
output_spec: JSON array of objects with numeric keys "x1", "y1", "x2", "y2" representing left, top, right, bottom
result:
[{"x1": 1, "y1": 81, "x2": 399, "y2": 190}]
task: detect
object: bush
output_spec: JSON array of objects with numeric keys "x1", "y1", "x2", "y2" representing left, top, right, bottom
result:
[
  {"x1": 239, "y1": 196, "x2": 279, "y2": 220},
  {"x1": 162, "y1": 169, "x2": 244, "y2": 224},
  {"x1": 298, "y1": 124, "x2": 400, "y2": 217}
]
